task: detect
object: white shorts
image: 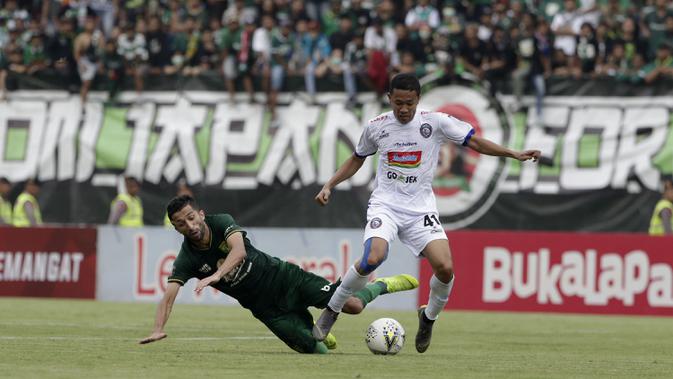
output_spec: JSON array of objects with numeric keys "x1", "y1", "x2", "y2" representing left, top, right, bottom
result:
[
  {"x1": 78, "y1": 58, "x2": 97, "y2": 82},
  {"x1": 363, "y1": 205, "x2": 448, "y2": 256}
]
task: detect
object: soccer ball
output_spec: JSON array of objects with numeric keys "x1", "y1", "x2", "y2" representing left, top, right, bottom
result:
[{"x1": 365, "y1": 317, "x2": 405, "y2": 355}]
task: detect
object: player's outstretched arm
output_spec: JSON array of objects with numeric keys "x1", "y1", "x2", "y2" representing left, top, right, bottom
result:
[
  {"x1": 139, "y1": 281, "x2": 181, "y2": 344},
  {"x1": 315, "y1": 154, "x2": 366, "y2": 206},
  {"x1": 466, "y1": 135, "x2": 541, "y2": 162}
]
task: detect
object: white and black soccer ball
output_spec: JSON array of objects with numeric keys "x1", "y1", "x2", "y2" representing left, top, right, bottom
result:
[{"x1": 365, "y1": 317, "x2": 405, "y2": 355}]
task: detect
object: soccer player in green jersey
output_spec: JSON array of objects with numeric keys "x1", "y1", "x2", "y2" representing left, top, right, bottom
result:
[{"x1": 139, "y1": 195, "x2": 418, "y2": 354}]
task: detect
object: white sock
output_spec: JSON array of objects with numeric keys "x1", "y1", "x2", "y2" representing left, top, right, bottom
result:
[
  {"x1": 424, "y1": 275, "x2": 454, "y2": 321},
  {"x1": 327, "y1": 265, "x2": 369, "y2": 313}
]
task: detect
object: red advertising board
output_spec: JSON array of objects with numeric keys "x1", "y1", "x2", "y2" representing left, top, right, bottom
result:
[
  {"x1": 0, "y1": 226, "x2": 97, "y2": 299},
  {"x1": 419, "y1": 231, "x2": 673, "y2": 316}
]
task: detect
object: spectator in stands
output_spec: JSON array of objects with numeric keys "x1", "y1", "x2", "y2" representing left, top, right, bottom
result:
[
  {"x1": 594, "y1": 21, "x2": 614, "y2": 71},
  {"x1": 391, "y1": 50, "x2": 423, "y2": 77},
  {"x1": 23, "y1": 33, "x2": 48, "y2": 74},
  {"x1": 551, "y1": 0, "x2": 582, "y2": 70},
  {"x1": 303, "y1": 20, "x2": 331, "y2": 104},
  {"x1": 269, "y1": 19, "x2": 294, "y2": 119},
  {"x1": 405, "y1": 0, "x2": 441, "y2": 33},
  {"x1": 458, "y1": 23, "x2": 487, "y2": 80},
  {"x1": 195, "y1": 29, "x2": 219, "y2": 73},
  {"x1": 598, "y1": 40, "x2": 629, "y2": 77},
  {"x1": 619, "y1": 17, "x2": 649, "y2": 66},
  {"x1": 118, "y1": 22, "x2": 149, "y2": 96},
  {"x1": 235, "y1": 16, "x2": 258, "y2": 103},
  {"x1": 321, "y1": 0, "x2": 343, "y2": 36},
  {"x1": 512, "y1": 14, "x2": 549, "y2": 123},
  {"x1": 345, "y1": 0, "x2": 371, "y2": 32},
  {"x1": 329, "y1": 14, "x2": 354, "y2": 53},
  {"x1": 181, "y1": 16, "x2": 202, "y2": 76},
  {"x1": 0, "y1": 47, "x2": 7, "y2": 100},
  {"x1": 219, "y1": 16, "x2": 241, "y2": 103},
  {"x1": 575, "y1": 22, "x2": 598, "y2": 77},
  {"x1": 364, "y1": 17, "x2": 396, "y2": 100},
  {"x1": 13, "y1": 178, "x2": 42, "y2": 227},
  {"x1": 102, "y1": 39, "x2": 124, "y2": 99},
  {"x1": 108, "y1": 176, "x2": 143, "y2": 227},
  {"x1": 252, "y1": 14, "x2": 274, "y2": 102},
  {"x1": 47, "y1": 17, "x2": 77, "y2": 90},
  {"x1": 649, "y1": 176, "x2": 673, "y2": 236},
  {"x1": 0, "y1": 177, "x2": 12, "y2": 225},
  {"x1": 642, "y1": 42, "x2": 673, "y2": 84},
  {"x1": 484, "y1": 26, "x2": 516, "y2": 97},
  {"x1": 642, "y1": 0, "x2": 673, "y2": 59},
  {"x1": 74, "y1": 16, "x2": 103, "y2": 104},
  {"x1": 343, "y1": 32, "x2": 368, "y2": 107},
  {"x1": 146, "y1": 16, "x2": 172, "y2": 75},
  {"x1": 289, "y1": 0, "x2": 310, "y2": 23}
]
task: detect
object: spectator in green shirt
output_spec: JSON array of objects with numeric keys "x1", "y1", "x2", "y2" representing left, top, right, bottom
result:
[{"x1": 642, "y1": 42, "x2": 673, "y2": 84}]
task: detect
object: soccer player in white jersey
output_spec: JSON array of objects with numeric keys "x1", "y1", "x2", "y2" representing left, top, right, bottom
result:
[{"x1": 312, "y1": 73, "x2": 541, "y2": 353}]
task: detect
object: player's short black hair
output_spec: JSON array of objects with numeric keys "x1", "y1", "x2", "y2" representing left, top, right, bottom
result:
[
  {"x1": 389, "y1": 73, "x2": 420, "y2": 96},
  {"x1": 166, "y1": 195, "x2": 199, "y2": 221},
  {"x1": 0, "y1": 177, "x2": 9, "y2": 185}
]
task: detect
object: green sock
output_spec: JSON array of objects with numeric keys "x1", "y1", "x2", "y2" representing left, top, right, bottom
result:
[
  {"x1": 354, "y1": 282, "x2": 387, "y2": 308},
  {"x1": 313, "y1": 341, "x2": 329, "y2": 354}
]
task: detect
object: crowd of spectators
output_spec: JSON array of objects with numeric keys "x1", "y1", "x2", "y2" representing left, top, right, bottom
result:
[{"x1": 0, "y1": 0, "x2": 672, "y2": 112}]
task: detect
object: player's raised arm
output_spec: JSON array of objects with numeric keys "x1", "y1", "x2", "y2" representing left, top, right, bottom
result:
[
  {"x1": 315, "y1": 154, "x2": 366, "y2": 206},
  {"x1": 139, "y1": 281, "x2": 181, "y2": 344},
  {"x1": 466, "y1": 135, "x2": 541, "y2": 162},
  {"x1": 194, "y1": 231, "x2": 247, "y2": 293}
]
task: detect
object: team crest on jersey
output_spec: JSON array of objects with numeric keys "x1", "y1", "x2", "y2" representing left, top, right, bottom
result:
[
  {"x1": 420, "y1": 123, "x2": 433, "y2": 138},
  {"x1": 370, "y1": 217, "x2": 382, "y2": 229},
  {"x1": 198, "y1": 263, "x2": 212, "y2": 273},
  {"x1": 387, "y1": 151, "x2": 422, "y2": 168}
]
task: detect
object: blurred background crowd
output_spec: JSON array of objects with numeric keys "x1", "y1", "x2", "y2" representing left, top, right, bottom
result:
[{"x1": 0, "y1": 0, "x2": 672, "y2": 107}]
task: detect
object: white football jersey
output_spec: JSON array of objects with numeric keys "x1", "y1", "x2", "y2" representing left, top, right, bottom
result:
[{"x1": 355, "y1": 109, "x2": 474, "y2": 215}]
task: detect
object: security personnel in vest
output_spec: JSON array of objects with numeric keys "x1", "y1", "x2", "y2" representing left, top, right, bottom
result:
[
  {"x1": 649, "y1": 176, "x2": 673, "y2": 236},
  {"x1": 0, "y1": 177, "x2": 12, "y2": 225},
  {"x1": 108, "y1": 176, "x2": 144, "y2": 227},
  {"x1": 12, "y1": 178, "x2": 43, "y2": 227}
]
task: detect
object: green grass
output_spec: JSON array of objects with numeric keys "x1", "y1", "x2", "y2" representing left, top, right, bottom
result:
[{"x1": 0, "y1": 298, "x2": 672, "y2": 378}]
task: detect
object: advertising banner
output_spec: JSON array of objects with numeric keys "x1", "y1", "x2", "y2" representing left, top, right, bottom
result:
[
  {"x1": 1, "y1": 84, "x2": 671, "y2": 231},
  {"x1": 97, "y1": 226, "x2": 418, "y2": 310},
  {"x1": 419, "y1": 231, "x2": 673, "y2": 316},
  {"x1": 0, "y1": 226, "x2": 97, "y2": 298}
]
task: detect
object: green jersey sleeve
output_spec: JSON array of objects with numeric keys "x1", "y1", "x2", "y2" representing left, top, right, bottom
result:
[
  {"x1": 210, "y1": 214, "x2": 246, "y2": 241},
  {"x1": 167, "y1": 249, "x2": 195, "y2": 286}
]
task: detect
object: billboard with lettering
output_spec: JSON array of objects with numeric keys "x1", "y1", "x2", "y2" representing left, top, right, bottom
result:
[
  {"x1": 96, "y1": 226, "x2": 418, "y2": 310},
  {"x1": 419, "y1": 231, "x2": 673, "y2": 316},
  {"x1": 2, "y1": 85, "x2": 671, "y2": 231},
  {"x1": 0, "y1": 226, "x2": 97, "y2": 298}
]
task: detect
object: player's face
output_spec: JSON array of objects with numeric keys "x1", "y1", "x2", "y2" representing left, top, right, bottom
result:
[
  {"x1": 170, "y1": 205, "x2": 207, "y2": 241},
  {"x1": 388, "y1": 88, "x2": 419, "y2": 125}
]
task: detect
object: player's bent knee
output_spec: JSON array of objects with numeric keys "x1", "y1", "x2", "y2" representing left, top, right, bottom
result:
[
  {"x1": 342, "y1": 297, "x2": 364, "y2": 314},
  {"x1": 358, "y1": 238, "x2": 389, "y2": 274}
]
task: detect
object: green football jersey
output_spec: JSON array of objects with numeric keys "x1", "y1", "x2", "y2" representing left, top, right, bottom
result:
[{"x1": 168, "y1": 214, "x2": 282, "y2": 309}]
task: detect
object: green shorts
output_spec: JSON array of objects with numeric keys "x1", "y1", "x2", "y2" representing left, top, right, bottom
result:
[{"x1": 250, "y1": 261, "x2": 339, "y2": 353}]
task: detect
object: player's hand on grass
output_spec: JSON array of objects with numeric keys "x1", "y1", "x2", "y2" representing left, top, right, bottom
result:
[
  {"x1": 195, "y1": 275, "x2": 220, "y2": 294},
  {"x1": 139, "y1": 332, "x2": 167, "y2": 344},
  {"x1": 315, "y1": 187, "x2": 331, "y2": 206},
  {"x1": 515, "y1": 149, "x2": 541, "y2": 162}
]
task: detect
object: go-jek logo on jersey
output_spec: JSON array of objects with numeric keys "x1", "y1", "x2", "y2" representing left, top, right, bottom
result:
[
  {"x1": 420, "y1": 86, "x2": 510, "y2": 229},
  {"x1": 387, "y1": 151, "x2": 422, "y2": 168}
]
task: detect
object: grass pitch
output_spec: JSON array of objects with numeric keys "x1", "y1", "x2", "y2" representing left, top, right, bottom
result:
[{"x1": 0, "y1": 298, "x2": 671, "y2": 379}]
